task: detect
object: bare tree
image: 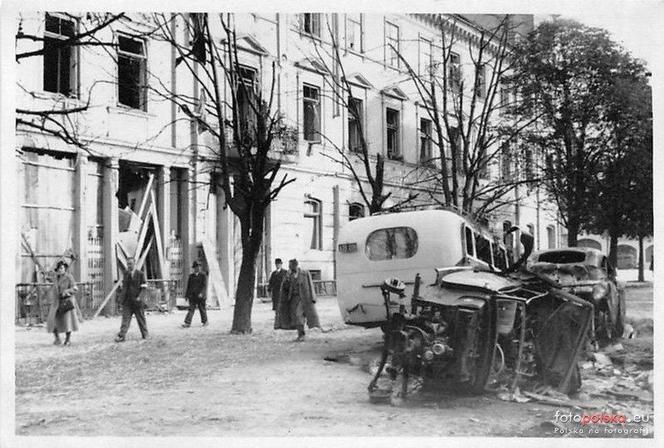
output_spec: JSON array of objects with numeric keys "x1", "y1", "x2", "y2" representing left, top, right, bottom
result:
[
  {"x1": 150, "y1": 13, "x2": 294, "y2": 333},
  {"x1": 393, "y1": 15, "x2": 541, "y2": 219},
  {"x1": 15, "y1": 12, "x2": 125, "y2": 152}
]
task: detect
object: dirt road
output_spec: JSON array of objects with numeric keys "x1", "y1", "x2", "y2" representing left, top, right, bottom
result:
[{"x1": 15, "y1": 295, "x2": 653, "y2": 437}]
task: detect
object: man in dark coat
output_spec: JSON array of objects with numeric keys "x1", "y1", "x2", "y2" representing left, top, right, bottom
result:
[
  {"x1": 182, "y1": 261, "x2": 208, "y2": 327},
  {"x1": 115, "y1": 258, "x2": 149, "y2": 342},
  {"x1": 275, "y1": 259, "x2": 320, "y2": 341},
  {"x1": 268, "y1": 258, "x2": 287, "y2": 315}
]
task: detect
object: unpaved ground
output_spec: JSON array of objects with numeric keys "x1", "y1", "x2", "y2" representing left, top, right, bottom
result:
[{"x1": 15, "y1": 291, "x2": 653, "y2": 438}]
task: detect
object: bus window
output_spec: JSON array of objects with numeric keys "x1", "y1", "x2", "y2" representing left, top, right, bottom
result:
[
  {"x1": 475, "y1": 233, "x2": 492, "y2": 264},
  {"x1": 465, "y1": 227, "x2": 474, "y2": 257}
]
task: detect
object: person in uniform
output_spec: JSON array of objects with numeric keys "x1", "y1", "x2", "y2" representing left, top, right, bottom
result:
[
  {"x1": 182, "y1": 261, "x2": 208, "y2": 327},
  {"x1": 275, "y1": 259, "x2": 320, "y2": 341},
  {"x1": 114, "y1": 258, "x2": 149, "y2": 342}
]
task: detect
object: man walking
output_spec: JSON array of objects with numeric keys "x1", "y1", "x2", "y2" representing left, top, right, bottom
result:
[
  {"x1": 275, "y1": 259, "x2": 320, "y2": 341},
  {"x1": 267, "y1": 258, "x2": 287, "y2": 321},
  {"x1": 115, "y1": 258, "x2": 149, "y2": 342},
  {"x1": 182, "y1": 261, "x2": 208, "y2": 328}
]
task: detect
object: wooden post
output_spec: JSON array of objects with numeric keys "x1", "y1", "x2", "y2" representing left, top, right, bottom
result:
[
  {"x1": 74, "y1": 153, "x2": 88, "y2": 284},
  {"x1": 333, "y1": 185, "x2": 340, "y2": 281},
  {"x1": 181, "y1": 167, "x2": 192, "y2": 284},
  {"x1": 102, "y1": 157, "x2": 120, "y2": 315},
  {"x1": 157, "y1": 166, "x2": 171, "y2": 281}
]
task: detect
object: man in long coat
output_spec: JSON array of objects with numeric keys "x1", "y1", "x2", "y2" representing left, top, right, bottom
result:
[
  {"x1": 115, "y1": 258, "x2": 149, "y2": 342},
  {"x1": 275, "y1": 259, "x2": 320, "y2": 341},
  {"x1": 268, "y1": 258, "x2": 287, "y2": 320}
]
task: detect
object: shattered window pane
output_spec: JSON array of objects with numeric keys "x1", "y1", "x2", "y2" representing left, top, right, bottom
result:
[
  {"x1": 365, "y1": 227, "x2": 418, "y2": 261},
  {"x1": 537, "y1": 251, "x2": 586, "y2": 264}
]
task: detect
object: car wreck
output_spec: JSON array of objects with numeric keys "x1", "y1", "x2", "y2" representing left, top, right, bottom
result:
[
  {"x1": 367, "y1": 232, "x2": 595, "y2": 403},
  {"x1": 528, "y1": 247, "x2": 626, "y2": 345}
]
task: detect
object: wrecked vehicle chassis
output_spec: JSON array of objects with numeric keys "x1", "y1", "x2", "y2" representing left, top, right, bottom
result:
[{"x1": 368, "y1": 268, "x2": 594, "y2": 402}]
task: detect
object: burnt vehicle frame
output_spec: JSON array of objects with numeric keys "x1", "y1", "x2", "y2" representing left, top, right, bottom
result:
[
  {"x1": 368, "y1": 233, "x2": 595, "y2": 402},
  {"x1": 528, "y1": 247, "x2": 626, "y2": 344}
]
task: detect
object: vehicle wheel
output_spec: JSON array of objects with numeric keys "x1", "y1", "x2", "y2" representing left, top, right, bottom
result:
[{"x1": 464, "y1": 300, "x2": 498, "y2": 394}]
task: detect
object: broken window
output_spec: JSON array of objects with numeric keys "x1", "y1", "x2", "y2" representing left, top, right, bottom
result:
[
  {"x1": 303, "y1": 84, "x2": 321, "y2": 142},
  {"x1": 348, "y1": 97, "x2": 363, "y2": 152},
  {"x1": 346, "y1": 14, "x2": 363, "y2": 52},
  {"x1": 475, "y1": 233, "x2": 492, "y2": 265},
  {"x1": 386, "y1": 108, "x2": 400, "y2": 160},
  {"x1": 43, "y1": 13, "x2": 78, "y2": 96},
  {"x1": 385, "y1": 21, "x2": 400, "y2": 68},
  {"x1": 117, "y1": 34, "x2": 147, "y2": 111}
]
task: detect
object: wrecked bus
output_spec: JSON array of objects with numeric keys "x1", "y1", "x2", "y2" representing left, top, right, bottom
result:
[{"x1": 335, "y1": 209, "x2": 509, "y2": 328}]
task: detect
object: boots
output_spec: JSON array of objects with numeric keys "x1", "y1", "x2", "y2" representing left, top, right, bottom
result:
[
  {"x1": 63, "y1": 332, "x2": 71, "y2": 346},
  {"x1": 53, "y1": 331, "x2": 61, "y2": 345}
]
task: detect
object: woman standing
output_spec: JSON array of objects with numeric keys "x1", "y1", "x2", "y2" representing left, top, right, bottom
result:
[{"x1": 46, "y1": 261, "x2": 80, "y2": 346}]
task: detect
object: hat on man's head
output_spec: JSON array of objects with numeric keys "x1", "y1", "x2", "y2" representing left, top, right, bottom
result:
[
  {"x1": 289, "y1": 258, "x2": 298, "y2": 266},
  {"x1": 275, "y1": 258, "x2": 282, "y2": 264},
  {"x1": 192, "y1": 260, "x2": 201, "y2": 268}
]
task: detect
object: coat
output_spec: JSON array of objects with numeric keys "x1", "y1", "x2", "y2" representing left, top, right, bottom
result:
[
  {"x1": 121, "y1": 269, "x2": 148, "y2": 307},
  {"x1": 267, "y1": 268, "x2": 287, "y2": 310},
  {"x1": 274, "y1": 268, "x2": 320, "y2": 330},
  {"x1": 46, "y1": 272, "x2": 81, "y2": 333},
  {"x1": 185, "y1": 272, "x2": 207, "y2": 303}
]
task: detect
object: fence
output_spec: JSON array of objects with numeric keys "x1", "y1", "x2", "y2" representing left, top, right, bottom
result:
[
  {"x1": 255, "y1": 280, "x2": 337, "y2": 299},
  {"x1": 15, "y1": 282, "x2": 94, "y2": 325},
  {"x1": 87, "y1": 236, "x2": 105, "y2": 312}
]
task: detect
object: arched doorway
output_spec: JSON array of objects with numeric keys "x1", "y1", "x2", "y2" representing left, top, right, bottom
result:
[
  {"x1": 617, "y1": 245, "x2": 638, "y2": 269},
  {"x1": 578, "y1": 238, "x2": 602, "y2": 251}
]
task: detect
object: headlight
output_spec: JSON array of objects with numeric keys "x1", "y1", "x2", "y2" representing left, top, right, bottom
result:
[
  {"x1": 423, "y1": 350, "x2": 434, "y2": 361},
  {"x1": 592, "y1": 283, "x2": 608, "y2": 300}
]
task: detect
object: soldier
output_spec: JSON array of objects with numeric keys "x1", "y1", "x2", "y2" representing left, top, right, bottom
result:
[
  {"x1": 182, "y1": 261, "x2": 208, "y2": 328},
  {"x1": 114, "y1": 258, "x2": 149, "y2": 342}
]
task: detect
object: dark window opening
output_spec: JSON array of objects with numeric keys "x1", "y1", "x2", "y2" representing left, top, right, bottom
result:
[
  {"x1": 302, "y1": 13, "x2": 321, "y2": 37},
  {"x1": 43, "y1": 13, "x2": 77, "y2": 96},
  {"x1": 386, "y1": 108, "x2": 400, "y2": 160},
  {"x1": 303, "y1": 84, "x2": 321, "y2": 142},
  {"x1": 348, "y1": 97, "x2": 363, "y2": 152},
  {"x1": 348, "y1": 202, "x2": 365, "y2": 221},
  {"x1": 420, "y1": 118, "x2": 433, "y2": 163},
  {"x1": 118, "y1": 35, "x2": 147, "y2": 111}
]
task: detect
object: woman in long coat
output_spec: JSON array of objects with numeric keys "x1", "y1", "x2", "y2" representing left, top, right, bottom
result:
[
  {"x1": 275, "y1": 259, "x2": 320, "y2": 341},
  {"x1": 46, "y1": 260, "x2": 80, "y2": 345}
]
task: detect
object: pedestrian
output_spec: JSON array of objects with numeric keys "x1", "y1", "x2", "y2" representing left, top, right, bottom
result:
[
  {"x1": 46, "y1": 260, "x2": 80, "y2": 346},
  {"x1": 182, "y1": 261, "x2": 208, "y2": 328},
  {"x1": 275, "y1": 259, "x2": 320, "y2": 342},
  {"x1": 114, "y1": 258, "x2": 149, "y2": 342},
  {"x1": 268, "y1": 258, "x2": 287, "y2": 321}
]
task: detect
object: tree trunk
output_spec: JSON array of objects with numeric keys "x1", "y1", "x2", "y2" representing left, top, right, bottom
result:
[
  {"x1": 638, "y1": 234, "x2": 645, "y2": 282},
  {"x1": 608, "y1": 233, "x2": 619, "y2": 271},
  {"x1": 230, "y1": 210, "x2": 265, "y2": 334},
  {"x1": 566, "y1": 220, "x2": 579, "y2": 247}
]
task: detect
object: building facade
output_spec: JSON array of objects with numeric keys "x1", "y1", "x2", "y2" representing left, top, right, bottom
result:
[{"x1": 16, "y1": 12, "x2": 567, "y2": 311}]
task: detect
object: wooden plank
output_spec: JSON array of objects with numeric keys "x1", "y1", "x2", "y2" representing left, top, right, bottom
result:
[
  {"x1": 136, "y1": 173, "x2": 154, "y2": 221},
  {"x1": 91, "y1": 280, "x2": 122, "y2": 319},
  {"x1": 149, "y1": 191, "x2": 165, "y2": 279},
  {"x1": 201, "y1": 238, "x2": 227, "y2": 307},
  {"x1": 134, "y1": 207, "x2": 152, "y2": 261},
  {"x1": 136, "y1": 236, "x2": 154, "y2": 271}
]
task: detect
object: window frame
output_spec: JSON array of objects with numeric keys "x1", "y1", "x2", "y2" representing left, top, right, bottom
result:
[
  {"x1": 385, "y1": 20, "x2": 400, "y2": 69},
  {"x1": 117, "y1": 33, "x2": 148, "y2": 111},
  {"x1": 475, "y1": 64, "x2": 486, "y2": 99},
  {"x1": 304, "y1": 197, "x2": 323, "y2": 250},
  {"x1": 385, "y1": 107, "x2": 401, "y2": 160},
  {"x1": 236, "y1": 65, "x2": 258, "y2": 135},
  {"x1": 449, "y1": 52, "x2": 461, "y2": 92},
  {"x1": 302, "y1": 13, "x2": 322, "y2": 38},
  {"x1": 345, "y1": 13, "x2": 363, "y2": 53},
  {"x1": 302, "y1": 83, "x2": 322, "y2": 143},
  {"x1": 365, "y1": 226, "x2": 419, "y2": 261},
  {"x1": 419, "y1": 117, "x2": 433, "y2": 164},
  {"x1": 347, "y1": 96, "x2": 364, "y2": 153},
  {"x1": 43, "y1": 13, "x2": 79, "y2": 97},
  {"x1": 348, "y1": 202, "x2": 365, "y2": 221}
]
